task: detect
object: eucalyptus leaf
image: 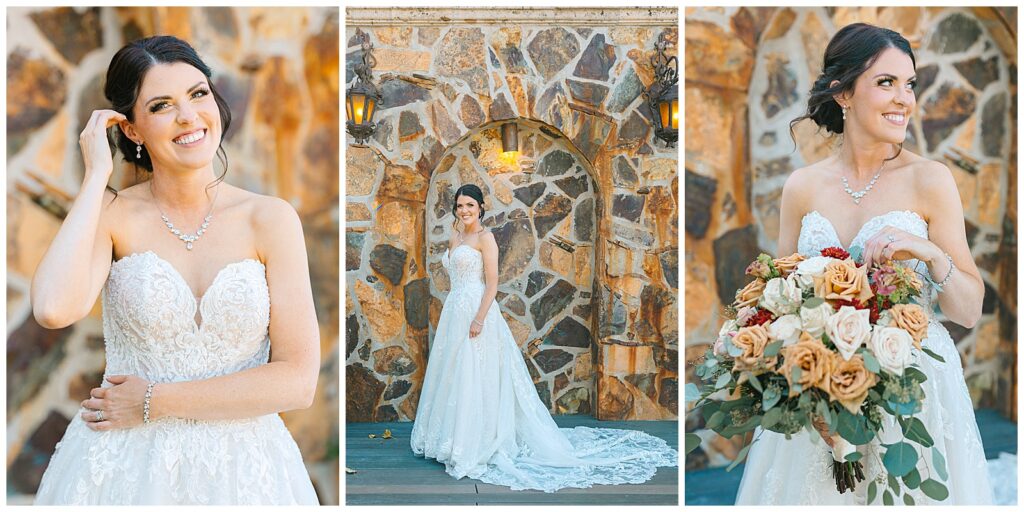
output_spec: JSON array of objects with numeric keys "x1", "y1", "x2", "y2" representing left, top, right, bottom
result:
[
  {"x1": 888, "y1": 398, "x2": 919, "y2": 416},
  {"x1": 837, "y1": 408, "x2": 874, "y2": 445},
  {"x1": 685, "y1": 382, "x2": 702, "y2": 402},
  {"x1": 726, "y1": 442, "x2": 753, "y2": 472},
  {"x1": 845, "y1": 451, "x2": 863, "y2": 463},
  {"x1": 726, "y1": 336, "x2": 744, "y2": 357},
  {"x1": 764, "y1": 339, "x2": 784, "y2": 358},
  {"x1": 707, "y1": 411, "x2": 726, "y2": 431},
  {"x1": 791, "y1": 366, "x2": 802, "y2": 385},
  {"x1": 901, "y1": 417, "x2": 935, "y2": 448},
  {"x1": 803, "y1": 297, "x2": 825, "y2": 309},
  {"x1": 716, "y1": 372, "x2": 732, "y2": 390},
  {"x1": 882, "y1": 442, "x2": 919, "y2": 477},
  {"x1": 868, "y1": 480, "x2": 878, "y2": 504},
  {"x1": 862, "y1": 350, "x2": 881, "y2": 374},
  {"x1": 746, "y1": 372, "x2": 764, "y2": 393},
  {"x1": 888, "y1": 473, "x2": 899, "y2": 491},
  {"x1": 932, "y1": 447, "x2": 949, "y2": 481},
  {"x1": 920, "y1": 479, "x2": 949, "y2": 501},
  {"x1": 849, "y1": 245, "x2": 863, "y2": 263},
  {"x1": 704, "y1": 357, "x2": 719, "y2": 368},
  {"x1": 903, "y1": 493, "x2": 915, "y2": 505},
  {"x1": 761, "y1": 407, "x2": 783, "y2": 429},
  {"x1": 883, "y1": 489, "x2": 893, "y2": 506},
  {"x1": 902, "y1": 467, "x2": 921, "y2": 489},
  {"x1": 921, "y1": 347, "x2": 945, "y2": 363},
  {"x1": 762, "y1": 387, "x2": 781, "y2": 411},
  {"x1": 685, "y1": 433, "x2": 702, "y2": 454},
  {"x1": 904, "y1": 367, "x2": 927, "y2": 383}
]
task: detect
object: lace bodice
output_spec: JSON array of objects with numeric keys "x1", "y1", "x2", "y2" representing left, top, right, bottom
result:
[
  {"x1": 797, "y1": 210, "x2": 935, "y2": 309},
  {"x1": 102, "y1": 251, "x2": 271, "y2": 383},
  {"x1": 441, "y1": 245, "x2": 485, "y2": 291}
]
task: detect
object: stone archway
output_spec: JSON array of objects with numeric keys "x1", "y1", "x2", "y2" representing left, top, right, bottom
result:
[{"x1": 425, "y1": 119, "x2": 600, "y2": 415}]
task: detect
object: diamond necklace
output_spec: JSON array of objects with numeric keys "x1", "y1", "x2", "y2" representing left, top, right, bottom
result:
[
  {"x1": 841, "y1": 159, "x2": 885, "y2": 205},
  {"x1": 150, "y1": 180, "x2": 219, "y2": 251}
]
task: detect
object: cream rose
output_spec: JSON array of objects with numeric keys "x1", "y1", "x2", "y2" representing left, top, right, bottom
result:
[
  {"x1": 827, "y1": 353, "x2": 877, "y2": 414},
  {"x1": 760, "y1": 276, "x2": 802, "y2": 316},
  {"x1": 715, "y1": 319, "x2": 738, "y2": 356},
  {"x1": 800, "y1": 301, "x2": 833, "y2": 338},
  {"x1": 731, "y1": 324, "x2": 776, "y2": 374},
  {"x1": 779, "y1": 333, "x2": 832, "y2": 397},
  {"x1": 889, "y1": 304, "x2": 928, "y2": 350},
  {"x1": 773, "y1": 253, "x2": 806, "y2": 277},
  {"x1": 814, "y1": 259, "x2": 874, "y2": 302},
  {"x1": 768, "y1": 314, "x2": 802, "y2": 346},
  {"x1": 735, "y1": 279, "x2": 766, "y2": 309},
  {"x1": 868, "y1": 326, "x2": 915, "y2": 374},
  {"x1": 826, "y1": 306, "x2": 872, "y2": 360}
]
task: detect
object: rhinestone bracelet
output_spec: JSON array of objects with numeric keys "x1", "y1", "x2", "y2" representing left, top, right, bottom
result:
[
  {"x1": 143, "y1": 382, "x2": 155, "y2": 424},
  {"x1": 936, "y1": 253, "x2": 956, "y2": 291}
]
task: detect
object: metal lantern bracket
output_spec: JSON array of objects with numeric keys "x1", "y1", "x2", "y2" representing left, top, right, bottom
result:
[
  {"x1": 346, "y1": 29, "x2": 383, "y2": 145},
  {"x1": 642, "y1": 32, "x2": 678, "y2": 148}
]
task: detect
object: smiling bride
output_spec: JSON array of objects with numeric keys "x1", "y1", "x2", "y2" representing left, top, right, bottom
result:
[{"x1": 30, "y1": 36, "x2": 320, "y2": 505}]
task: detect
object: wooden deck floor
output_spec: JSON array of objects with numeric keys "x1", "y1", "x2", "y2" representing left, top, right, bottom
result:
[
  {"x1": 685, "y1": 408, "x2": 1017, "y2": 505},
  {"x1": 346, "y1": 415, "x2": 678, "y2": 505}
]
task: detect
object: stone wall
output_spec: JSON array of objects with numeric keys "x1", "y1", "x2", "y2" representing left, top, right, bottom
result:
[
  {"x1": 685, "y1": 6, "x2": 1017, "y2": 470},
  {"x1": 6, "y1": 7, "x2": 340, "y2": 504},
  {"x1": 346, "y1": 8, "x2": 679, "y2": 422}
]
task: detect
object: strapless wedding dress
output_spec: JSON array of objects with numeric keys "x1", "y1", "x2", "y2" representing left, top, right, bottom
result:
[
  {"x1": 735, "y1": 210, "x2": 997, "y2": 505},
  {"x1": 409, "y1": 244, "x2": 677, "y2": 492},
  {"x1": 34, "y1": 251, "x2": 318, "y2": 505}
]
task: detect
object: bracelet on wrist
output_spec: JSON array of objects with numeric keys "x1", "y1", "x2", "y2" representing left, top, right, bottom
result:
[
  {"x1": 472, "y1": 319, "x2": 484, "y2": 327},
  {"x1": 143, "y1": 382, "x2": 155, "y2": 424},
  {"x1": 936, "y1": 253, "x2": 956, "y2": 291}
]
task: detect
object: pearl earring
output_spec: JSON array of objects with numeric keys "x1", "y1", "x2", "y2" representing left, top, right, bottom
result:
[
  {"x1": 136, "y1": 144, "x2": 143, "y2": 159},
  {"x1": 841, "y1": 106, "x2": 848, "y2": 121}
]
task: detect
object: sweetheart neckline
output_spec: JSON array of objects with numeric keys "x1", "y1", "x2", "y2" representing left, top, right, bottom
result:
[
  {"x1": 801, "y1": 209, "x2": 927, "y2": 250},
  {"x1": 111, "y1": 251, "x2": 265, "y2": 330},
  {"x1": 446, "y1": 244, "x2": 483, "y2": 256}
]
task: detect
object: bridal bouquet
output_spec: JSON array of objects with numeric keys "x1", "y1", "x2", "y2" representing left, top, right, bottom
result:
[{"x1": 685, "y1": 247, "x2": 950, "y2": 505}]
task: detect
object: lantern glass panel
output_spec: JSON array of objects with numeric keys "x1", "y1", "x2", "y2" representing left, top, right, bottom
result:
[
  {"x1": 670, "y1": 98, "x2": 679, "y2": 130},
  {"x1": 349, "y1": 93, "x2": 367, "y2": 125}
]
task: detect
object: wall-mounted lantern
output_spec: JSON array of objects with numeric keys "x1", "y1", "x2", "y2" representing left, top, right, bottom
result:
[
  {"x1": 346, "y1": 30, "x2": 382, "y2": 145},
  {"x1": 501, "y1": 122, "x2": 519, "y2": 156},
  {"x1": 643, "y1": 33, "x2": 678, "y2": 148}
]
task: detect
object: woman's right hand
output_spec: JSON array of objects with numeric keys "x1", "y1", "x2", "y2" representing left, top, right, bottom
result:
[{"x1": 79, "y1": 109, "x2": 127, "y2": 178}]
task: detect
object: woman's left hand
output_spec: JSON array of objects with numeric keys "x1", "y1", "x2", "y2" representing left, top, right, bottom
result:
[
  {"x1": 861, "y1": 226, "x2": 939, "y2": 269},
  {"x1": 80, "y1": 375, "x2": 150, "y2": 431},
  {"x1": 469, "y1": 319, "x2": 483, "y2": 339}
]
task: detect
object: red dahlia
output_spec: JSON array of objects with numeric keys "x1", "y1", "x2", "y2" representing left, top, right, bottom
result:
[
  {"x1": 821, "y1": 247, "x2": 850, "y2": 260},
  {"x1": 747, "y1": 309, "x2": 775, "y2": 326}
]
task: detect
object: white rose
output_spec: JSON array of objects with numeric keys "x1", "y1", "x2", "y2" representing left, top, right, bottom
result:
[
  {"x1": 715, "y1": 319, "x2": 738, "y2": 356},
  {"x1": 800, "y1": 301, "x2": 833, "y2": 339},
  {"x1": 795, "y1": 256, "x2": 834, "y2": 279},
  {"x1": 768, "y1": 314, "x2": 802, "y2": 346},
  {"x1": 759, "y1": 276, "x2": 802, "y2": 316},
  {"x1": 869, "y1": 326, "x2": 915, "y2": 374},
  {"x1": 826, "y1": 306, "x2": 872, "y2": 360}
]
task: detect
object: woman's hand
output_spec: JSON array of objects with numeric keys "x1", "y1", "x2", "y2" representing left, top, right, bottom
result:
[
  {"x1": 79, "y1": 109, "x2": 126, "y2": 179},
  {"x1": 469, "y1": 318, "x2": 483, "y2": 339},
  {"x1": 811, "y1": 415, "x2": 836, "y2": 448},
  {"x1": 861, "y1": 226, "x2": 941, "y2": 270},
  {"x1": 80, "y1": 375, "x2": 150, "y2": 431}
]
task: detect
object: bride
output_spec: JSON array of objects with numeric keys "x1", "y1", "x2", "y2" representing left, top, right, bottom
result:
[
  {"x1": 410, "y1": 184, "x2": 677, "y2": 492},
  {"x1": 735, "y1": 23, "x2": 994, "y2": 505},
  {"x1": 30, "y1": 36, "x2": 319, "y2": 505}
]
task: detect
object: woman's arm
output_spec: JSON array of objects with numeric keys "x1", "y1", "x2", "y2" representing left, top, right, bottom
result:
[
  {"x1": 917, "y1": 162, "x2": 984, "y2": 327},
  {"x1": 469, "y1": 231, "x2": 499, "y2": 338},
  {"x1": 84, "y1": 198, "x2": 320, "y2": 428},
  {"x1": 31, "y1": 110, "x2": 124, "y2": 328},
  {"x1": 777, "y1": 169, "x2": 809, "y2": 255}
]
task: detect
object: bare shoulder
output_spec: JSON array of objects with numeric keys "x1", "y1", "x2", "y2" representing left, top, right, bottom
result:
[
  {"x1": 248, "y1": 192, "x2": 300, "y2": 230},
  {"x1": 781, "y1": 161, "x2": 828, "y2": 213}
]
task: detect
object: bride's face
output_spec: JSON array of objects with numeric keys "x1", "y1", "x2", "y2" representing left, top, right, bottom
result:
[
  {"x1": 843, "y1": 47, "x2": 917, "y2": 145},
  {"x1": 121, "y1": 62, "x2": 222, "y2": 173},
  {"x1": 455, "y1": 195, "x2": 481, "y2": 229}
]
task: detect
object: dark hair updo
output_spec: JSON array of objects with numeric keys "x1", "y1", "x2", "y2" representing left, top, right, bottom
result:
[
  {"x1": 104, "y1": 35, "x2": 232, "y2": 174},
  {"x1": 452, "y1": 184, "x2": 486, "y2": 223},
  {"x1": 790, "y1": 23, "x2": 915, "y2": 137}
]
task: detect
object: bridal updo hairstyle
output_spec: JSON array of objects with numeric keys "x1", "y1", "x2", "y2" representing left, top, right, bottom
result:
[
  {"x1": 452, "y1": 184, "x2": 486, "y2": 228},
  {"x1": 790, "y1": 23, "x2": 915, "y2": 139},
  {"x1": 104, "y1": 35, "x2": 232, "y2": 174}
]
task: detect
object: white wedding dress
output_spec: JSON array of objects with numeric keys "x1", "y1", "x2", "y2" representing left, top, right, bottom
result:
[
  {"x1": 410, "y1": 243, "x2": 678, "y2": 492},
  {"x1": 735, "y1": 210, "x2": 997, "y2": 505},
  {"x1": 34, "y1": 251, "x2": 319, "y2": 505}
]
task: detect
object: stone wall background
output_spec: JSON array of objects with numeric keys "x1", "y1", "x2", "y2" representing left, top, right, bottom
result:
[
  {"x1": 345, "y1": 7, "x2": 679, "y2": 423},
  {"x1": 684, "y1": 6, "x2": 1017, "y2": 471},
  {"x1": 6, "y1": 7, "x2": 340, "y2": 504}
]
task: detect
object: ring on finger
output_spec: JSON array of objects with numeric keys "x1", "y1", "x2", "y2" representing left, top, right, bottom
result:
[
  {"x1": 887, "y1": 235, "x2": 896, "y2": 243},
  {"x1": 95, "y1": 410, "x2": 104, "y2": 422}
]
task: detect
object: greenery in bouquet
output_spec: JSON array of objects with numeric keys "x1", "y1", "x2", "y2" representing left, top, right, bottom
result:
[{"x1": 685, "y1": 248, "x2": 951, "y2": 504}]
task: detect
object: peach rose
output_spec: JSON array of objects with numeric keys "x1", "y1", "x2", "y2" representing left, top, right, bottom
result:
[
  {"x1": 778, "y1": 332, "x2": 832, "y2": 397},
  {"x1": 734, "y1": 279, "x2": 766, "y2": 309},
  {"x1": 827, "y1": 353, "x2": 877, "y2": 414},
  {"x1": 814, "y1": 259, "x2": 874, "y2": 302},
  {"x1": 773, "y1": 253, "x2": 807, "y2": 277},
  {"x1": 825, "y1": 306, "x2": 872, "y2": 360},
  {"x1": 731, "y1": 324, "x2": 776, "y2": 374},
  {"x1": 889, "y1": 304, "x2": 928, "y2": 350}
]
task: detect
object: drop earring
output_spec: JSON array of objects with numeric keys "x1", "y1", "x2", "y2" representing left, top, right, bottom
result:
[
  {"x1": 841, "y1": 106, "x2": 848, "y2": 121},
  {"x1": 136, "y1": 144, "x2": 143, "y2": 159}
]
